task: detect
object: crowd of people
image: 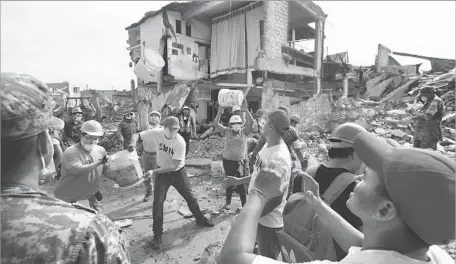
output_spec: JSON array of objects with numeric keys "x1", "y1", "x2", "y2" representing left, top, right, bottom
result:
[{"x1": 1, "y1": 72, "x2": 455, "y2": 264}]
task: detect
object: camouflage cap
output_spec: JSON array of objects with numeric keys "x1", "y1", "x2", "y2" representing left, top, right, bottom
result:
[{"x1": 1, "y1": 73, "x2": 57, "y2": 141}]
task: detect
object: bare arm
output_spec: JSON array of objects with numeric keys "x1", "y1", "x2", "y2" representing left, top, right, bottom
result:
[
  {"x1": 218, "y1": 191, "x2": 266, "y2": 264},
  {"x1": 251, "y1": 135, "x2": 266, "y2": 157},
  {"x1": 313, "y1": 198, "x2": 364, "y2": 252},
  {"x1": 214, "y1": 106, "x2": 228, "y2": 133},
  {"x1": 243, "y1": 109, "x2": 254, "y2": 135},
  {"x1": 130, "y1": 133, "x2": 140, "y2": 147},
  {"x1": 149, "y1": 159, "x2": 181, "y2": 175},
  {"x1": 53, "y1": 144, "x2": 64, "y2": 169}
]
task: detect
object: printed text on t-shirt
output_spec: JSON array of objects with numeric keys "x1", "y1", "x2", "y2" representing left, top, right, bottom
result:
[{"x1": 159, "y1": 143, "x2": 174, "y2": 156}]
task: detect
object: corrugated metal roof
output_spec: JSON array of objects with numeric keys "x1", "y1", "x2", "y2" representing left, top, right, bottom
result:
[{"x1": 125, "y1": 1, "x2": 208, "y2": 30}]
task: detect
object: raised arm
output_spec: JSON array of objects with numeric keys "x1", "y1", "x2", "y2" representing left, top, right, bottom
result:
[
  {"x1": 214, "y1": 106, "x2": 228, "y2": 133},
  {"x1": 243, "y1": 108, "x2": 254, "y2": 135}
]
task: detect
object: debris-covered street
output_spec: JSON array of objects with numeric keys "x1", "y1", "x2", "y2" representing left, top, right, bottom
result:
[{"x1": 2, "y1": 1, "x2": 456, "y2": 264}]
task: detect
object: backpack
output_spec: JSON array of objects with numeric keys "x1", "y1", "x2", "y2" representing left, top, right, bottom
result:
[{"x1": 277, "y1": 171, "x2": 355, "y2": 263}]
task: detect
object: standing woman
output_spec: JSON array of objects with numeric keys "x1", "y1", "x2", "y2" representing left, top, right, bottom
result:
[
  {"x1": 178, "y1": 106, "x2": 196, "y2": 157},
  {"x1": 215, "y1": 105, "x2": 254, "y2": 210}
]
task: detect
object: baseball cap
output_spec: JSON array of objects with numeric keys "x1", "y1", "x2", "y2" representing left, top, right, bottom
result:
[
  {"x1": 149, "y1": 110, "x2": 161, "y2": 118},
  {"x1": 268, "y1": 110, "x2": 290, "y2": 133},
  {"x1": 163, "y1": 116, "x2": 180, "y2": 128},
  {"x1": 290, "y1": 114, "x2": 300, "y2": 123},
  {"x1": 339, "y1": 122, "x2": 455, "y2": 245},
  {"x1": 1, "y1": 73, "x2": 61, "y2": 141}
]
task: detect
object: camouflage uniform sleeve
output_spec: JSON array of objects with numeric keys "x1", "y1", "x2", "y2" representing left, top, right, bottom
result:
[{"x1": 80, "y1": 213, "x2": 131, "y2": 264}]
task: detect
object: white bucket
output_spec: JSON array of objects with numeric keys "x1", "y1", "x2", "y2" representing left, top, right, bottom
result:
[
  {"x1": 134, "y1": 48, "x2": 165, "y2": 82},
  {"x1": 218, "y1": 89, "x2": 244, "y2": 107},
  {"x1": 104, "y1": 150, "x2": 144, "y2": 189}
]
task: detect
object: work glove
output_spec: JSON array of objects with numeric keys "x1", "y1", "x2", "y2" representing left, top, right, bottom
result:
[
  {"x1": 127, "y1": 145, "x2": 135, "y2": 152},
  {"x1": 100, "y1": 156, "x2": 109, "y2": 165}
]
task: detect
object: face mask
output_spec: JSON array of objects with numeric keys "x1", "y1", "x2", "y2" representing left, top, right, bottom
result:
[
  {"x1": 125, "y1": 116, "x2": 132, "y2": 120},
  {"x1": 421, "y1": 96, "x2": 428, "y2": 102},
  {"x1": 81, "y1": 143, "x2": 94, "y2": 152},
  {"x1": 232, "y1": 124, "x2": 242, "y2": 132},
  {"x1": 75, "y1": 116, "x2": 82, "y2": 122}
]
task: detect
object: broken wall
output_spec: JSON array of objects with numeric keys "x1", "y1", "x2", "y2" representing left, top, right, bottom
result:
[
  {"x1": 140, "y1": 13, "x2": 164, "y2": 53},
  {"x1": 261, "y1": 80, "x2": 382, "y2": 132},
  {"x1": 257, "y1": 1, "x2": 316, "y2": 77}
]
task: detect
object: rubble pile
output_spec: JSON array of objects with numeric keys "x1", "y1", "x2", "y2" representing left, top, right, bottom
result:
[{"x1": 188, "y1": 135, "x2": 225, "y2": 160}]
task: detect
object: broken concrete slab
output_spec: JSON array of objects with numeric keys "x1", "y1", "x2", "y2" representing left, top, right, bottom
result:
[
  {"x1": 381, "y1": 77, "x2": 421, "y2": 103},
  {"x1": 365, "y1": 76, "x2": 395, "y2": 99}
]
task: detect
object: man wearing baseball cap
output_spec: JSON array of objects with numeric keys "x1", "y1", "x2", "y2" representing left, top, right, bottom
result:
[
  {"x1": 1, "y1": 73, "x2": 130, "y2": 263},
  {"x1": 219, "y1": 122, "x2": 455, "y2": 264},
  {"x1": 118, "y1": 112, "x2": 140, "y2": 150},
  {"x1": 129, "y1": 116, "x2": 214, "y2": 250},
  {"x1": 224, "y1": 110, "x2": 292, "y2": 260}
]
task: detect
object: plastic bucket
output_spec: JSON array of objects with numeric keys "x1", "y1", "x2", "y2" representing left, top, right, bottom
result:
[
  {"x1": 218, "y1": 89, "x2": 244, "y2": 107},
  {"x1": 104, "y1": 150, "x2": 144, "y2": 189}
]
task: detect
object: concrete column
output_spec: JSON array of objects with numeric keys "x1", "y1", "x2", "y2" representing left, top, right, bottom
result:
[
  {"x1": 343, "y1": 74, "x2": 349, "y2": 98},
  {"x1": 313, "y1": 19, "x2": 324, "y2": 95}
]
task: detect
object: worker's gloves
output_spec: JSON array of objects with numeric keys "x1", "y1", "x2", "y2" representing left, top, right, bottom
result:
[
  {"x1": 100, "y1": 156, "x2": 109, "y2": 165},
  {"x1": 127, "y1": 145, "x2": 135, "y2": 152}
]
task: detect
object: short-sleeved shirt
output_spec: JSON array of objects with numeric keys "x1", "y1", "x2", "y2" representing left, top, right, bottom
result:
[
  {"x1": 54, "y1": 143, "x2": 106, "y2": 202},
  {"x1": 249, "y1": 140, "x2": 292, "y2": 228},
  {"x1": 141, "y1": 128, "x2": 186, "y2": 170},
  {"x1": 222, "y1": 128, "x2": 248, "y2": 161},
  {"x1": 252, "y1": 245, "x2": 453, "y2": 264},
  {"x1": 258, "y1": 126, "x2": 300, "y2": 160},
  {"x1": 139, "y1": 125, "x2": 163, "y2": 152},
  {"x1": 1, "y1": 184, "x2": 131, "y2": 264}
]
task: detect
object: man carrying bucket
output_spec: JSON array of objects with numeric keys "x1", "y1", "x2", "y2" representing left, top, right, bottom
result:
[
  {"x1": 54, "y1": 120, "x2": 108, "y2": 212},
  {"x1": 129, "y1": 116, "x2": 214, "y2": 250}
]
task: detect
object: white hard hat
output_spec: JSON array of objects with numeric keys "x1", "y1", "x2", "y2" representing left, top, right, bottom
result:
[
  {"x1": 232, "y1": 106, "x2": 241, "y2": 112},
  {"x1": 49, "y1": 117, "x2": 65, "y2": 130},
  {"x1": 229, "y1": 115, "x2": 243, "y2": 124},
  {"x1": 80, "y1": 120, "x2": 104, "y2": 137}
]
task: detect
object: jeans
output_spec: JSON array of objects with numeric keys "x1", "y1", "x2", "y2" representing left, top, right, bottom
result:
[
  {"x1": 256, "y1": 223, "x2": 282, "y2": 260},
  {"x1": 142, "y1": 151, "x2": 158, "y2": 194},
  {"x1": 179, "y1": 131, "x2": 191, "y2": 157},
  {"x1": 152, "y1": 167, "x2": 205, "y2": 236},
  {"x1": 222, "y1": 158, "x2": 247, "y2": 206},
  {"x1": 413, "y1": 139, "x2": 438, "y2": 150}
]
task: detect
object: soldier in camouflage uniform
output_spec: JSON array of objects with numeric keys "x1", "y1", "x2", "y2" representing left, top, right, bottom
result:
[
  {"x1": 118, "y1": 112, "x2": 140, "y2": 150},
  {"x1": 412, "y1": 87, "x2": 445, "y2": 150},
  {"x1": 1, "y1": 73, "x2": 131, "y2": 264}
]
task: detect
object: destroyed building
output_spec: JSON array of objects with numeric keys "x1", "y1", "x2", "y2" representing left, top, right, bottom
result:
[{"x1": 125, "y1": 1, "x2": 326, "y2": 129}]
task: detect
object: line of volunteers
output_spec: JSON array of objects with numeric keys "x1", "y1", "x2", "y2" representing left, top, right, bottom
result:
[{"x1": 1, "y1": 72, "x2": 454, "y2": 264}]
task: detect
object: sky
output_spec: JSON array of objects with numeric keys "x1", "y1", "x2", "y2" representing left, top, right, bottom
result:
[{"x1": 1, "y1": 1, "x2": 455, "y2": 91}]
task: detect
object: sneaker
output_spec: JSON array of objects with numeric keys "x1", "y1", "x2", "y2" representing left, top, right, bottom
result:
[
  {"x1": 152, "y1": 236, "x2": 162, "y2": 250},
  {"x1": 196, "y1": 217, "x2": 214, "y2": 227}
]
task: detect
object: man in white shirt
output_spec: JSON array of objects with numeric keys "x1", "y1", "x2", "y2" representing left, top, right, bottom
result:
[
  {"x1": 129, "y1": 116, "x2": 214, "y2": 250},
  {"x1": 130, "y1": 110, "x2": 162, "y2": 202},
  {"x1": 224, "y1": 109, "x2": 292, "y2": 259},
  {"x1": 218, "y1": 122, "x2": 455, "y2": 264}
]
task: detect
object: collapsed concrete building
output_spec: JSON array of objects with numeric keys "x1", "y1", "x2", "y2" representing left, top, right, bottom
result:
[{"x1": 125, "y1": 1, "x2": 327, "y2": 129}]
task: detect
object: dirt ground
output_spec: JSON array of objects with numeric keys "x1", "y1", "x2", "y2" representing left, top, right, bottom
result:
[
  {"x1": 40, "y1": 158, "x2": 455, "y2": 263},
  {"x1": 40, "y1": 163, "x2": 239, "y2": 264}
]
